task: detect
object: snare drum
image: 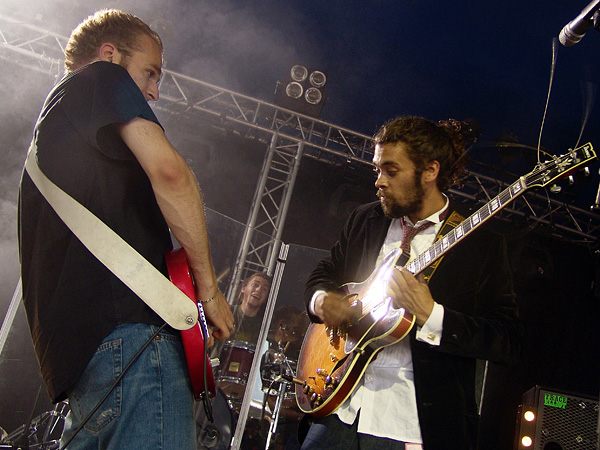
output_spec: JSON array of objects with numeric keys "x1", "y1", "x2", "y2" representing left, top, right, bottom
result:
[{"x1": 216, "y1": 340, "x2": 256, "y2": 400}]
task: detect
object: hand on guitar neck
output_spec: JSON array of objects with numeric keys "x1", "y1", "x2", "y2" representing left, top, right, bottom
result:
[
  {"x1": 388, "y1": 266, "x2": 435, "y2": 327},
  {"x1": 200, "y1": 289, "x2": 234, "y2": 342}
]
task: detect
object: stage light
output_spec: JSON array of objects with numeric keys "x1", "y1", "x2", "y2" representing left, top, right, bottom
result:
[
  {"x1": 309, "y1": 70, "x2": 326, "y2": 88},
  {"x1": 285, "y1": 82, "x2": 303, "y2": 99},
  {"x1": 290, "y1": 65, "x2": 308, "y2": 82},
  {"x1": 305, "y1": 87, "x2": 322, "y2": 105},
  {"x1": 275, "y1": 64, "x2": 328, "y2": 118}
]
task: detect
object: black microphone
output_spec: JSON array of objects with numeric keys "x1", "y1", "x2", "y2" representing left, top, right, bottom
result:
[{"x1": 559, "y1": 0, "x2": 600, "y2": 46}]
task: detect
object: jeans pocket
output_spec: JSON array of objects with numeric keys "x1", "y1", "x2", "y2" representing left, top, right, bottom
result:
[{"x1": 69, "y1": 338, "x2": 123, "y2": 433}]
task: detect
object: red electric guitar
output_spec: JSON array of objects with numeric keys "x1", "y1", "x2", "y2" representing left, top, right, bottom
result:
[{"x1": 165, "y1": 248, "x2": 216, "y2": 401}]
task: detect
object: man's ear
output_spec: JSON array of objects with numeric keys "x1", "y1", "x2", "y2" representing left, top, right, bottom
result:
[
  {"x1": 423, "y1": 160, "x2": 440, "y2": 183},
  {"x1": 98, "y1": 43, "x2": 119, "y2": 63}
]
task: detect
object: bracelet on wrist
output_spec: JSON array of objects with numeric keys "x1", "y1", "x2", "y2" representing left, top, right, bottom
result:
[{"x1": 199, "y1": 290, "x2": 218, "y2": 304}]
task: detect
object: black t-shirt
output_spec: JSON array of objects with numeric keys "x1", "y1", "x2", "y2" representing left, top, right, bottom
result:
[
  {"x1": 19, "y1": 61, "x2": 172, "y2": 402},
  {"x1": 230, "y1": 303, "x2": 265, "y2": 344}
]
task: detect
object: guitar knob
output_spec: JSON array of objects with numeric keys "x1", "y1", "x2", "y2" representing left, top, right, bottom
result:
[
  {"x1": 324, "y1": 375, "x2": 333, "y2": 385},
  {"x1": 316, "y1": 368, "x2": 328, "y2": 377},
  {"x1": 311, "y1": 393, "x2": 322, "y2": 404},
  {"x1": 303, "y1": 385, "x2": 312, "y2": 395}
]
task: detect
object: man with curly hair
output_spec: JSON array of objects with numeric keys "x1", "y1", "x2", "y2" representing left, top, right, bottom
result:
[
  {"x1": 300, "y1": 116, "x2": 522, "y2": 450},
  {"x1": 18, "y1": 9, "x2": 234, "y2": 449}
]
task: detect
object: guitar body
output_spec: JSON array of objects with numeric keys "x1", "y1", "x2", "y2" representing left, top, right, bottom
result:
[
  {"x1": 165, "y1": 248, "x2": 215, "y2": 400},
  {"x1": 295, "y1": 248, "x2": 415, "y2": 416}
]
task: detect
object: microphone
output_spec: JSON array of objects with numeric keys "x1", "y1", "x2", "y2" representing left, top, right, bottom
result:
[{"x1": 559, "y1": 0, "x2": 600, "y2": 46}]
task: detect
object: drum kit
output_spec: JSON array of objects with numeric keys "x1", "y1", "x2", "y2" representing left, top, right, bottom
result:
[{"x1": 196, "y1": 307, "x2": 307, "y2": 450}]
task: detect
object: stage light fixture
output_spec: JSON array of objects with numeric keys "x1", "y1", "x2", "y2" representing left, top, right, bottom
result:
[
  {"x1": 309, "y1": 70, "x2": 326, "y2": 88},
  {"x1": 275, "y1": 64, "x2": 328, "y2": 118},
  {"x1": 286, "y1": 82, "x2": 303, "y2": 99},
  {"x1": 290, "y1": 64, "x2": 308, "y2": 82},
  {"x1": 305, "y1": 87, "x2": 322, "y2": 105}
]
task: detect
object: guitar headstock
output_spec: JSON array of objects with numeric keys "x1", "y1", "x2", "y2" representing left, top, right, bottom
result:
[{"x1": 524, "y1": 143, "x2": 596, "y2": 188}]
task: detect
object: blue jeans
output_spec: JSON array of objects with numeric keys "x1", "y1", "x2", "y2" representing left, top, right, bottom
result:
[
  {"x1": 61, "y1": 323, "x2": 195, "y2": 450},
  {"x1": 300, "y1": 414, "x2": 406, "y2": 450}
]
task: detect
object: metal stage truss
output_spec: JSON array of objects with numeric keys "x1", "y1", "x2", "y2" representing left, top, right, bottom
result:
[{"x1": 2, "y1": 9, "x2": 600, "y2": 296}]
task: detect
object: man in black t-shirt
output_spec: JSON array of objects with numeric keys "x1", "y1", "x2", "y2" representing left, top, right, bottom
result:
[{"x1": 18, "y1": 9, "x2": 234, "y2": 450}]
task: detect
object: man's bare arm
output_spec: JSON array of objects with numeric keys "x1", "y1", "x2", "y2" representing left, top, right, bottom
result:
[{"x1": 117, "y1": 117, "x2": 234, "y2": 340}]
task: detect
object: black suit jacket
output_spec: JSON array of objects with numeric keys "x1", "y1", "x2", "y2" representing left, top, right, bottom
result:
[{"x1": 305, "y1": 200, "x2": 522, "y2": 450}]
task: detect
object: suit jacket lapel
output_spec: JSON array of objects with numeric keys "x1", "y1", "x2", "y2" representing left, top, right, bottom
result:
[{"x1": 361, "y1": 204, "x2": 391, "y2": 279}]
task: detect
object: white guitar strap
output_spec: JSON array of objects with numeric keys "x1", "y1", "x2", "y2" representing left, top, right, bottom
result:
[{"x1": 24, "y1": 141, "x2": 198, "y2": 330}]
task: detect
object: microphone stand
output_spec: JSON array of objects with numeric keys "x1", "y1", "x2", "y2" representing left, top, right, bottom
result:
[{"x1": 263, "y1": 340, "x2": 295, "y2": 450}]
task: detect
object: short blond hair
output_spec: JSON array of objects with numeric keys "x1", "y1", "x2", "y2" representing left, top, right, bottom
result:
[{"x1": 64, "y1": 9, "x2": 163, "y2": 73}]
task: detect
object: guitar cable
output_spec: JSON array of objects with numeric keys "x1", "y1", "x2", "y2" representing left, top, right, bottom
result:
[{"x1": 58, "y1": 323, "x2": 167, "y2": 450}]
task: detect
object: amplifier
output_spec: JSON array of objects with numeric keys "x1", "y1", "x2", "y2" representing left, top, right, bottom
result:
[{"x1": 514, "y1": 385, "x2": 599, "y2": 450}]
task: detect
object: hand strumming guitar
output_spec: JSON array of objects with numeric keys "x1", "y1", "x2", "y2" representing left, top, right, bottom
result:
[{"x1": 313, "y1": 291, "x2": 361, "y2": 329}]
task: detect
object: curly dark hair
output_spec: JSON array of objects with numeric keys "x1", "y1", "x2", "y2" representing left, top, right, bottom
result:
[
  {"x1": 373, "y1": 116, "x2": 467, "y2": 191},
  {"x1": 64, "y1": 9, "x2": 163, "y2": 73}
]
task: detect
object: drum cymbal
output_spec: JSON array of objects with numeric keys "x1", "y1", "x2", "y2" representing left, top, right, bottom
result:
[
  {"x1": 268, "y1": 305, "x2": 307, "y2": 344},
  {"x1": 268, "y1": 326, "x2": 298, "y2": 344}
]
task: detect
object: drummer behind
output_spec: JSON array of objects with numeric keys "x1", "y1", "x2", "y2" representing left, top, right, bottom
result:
[{"x1": 230, "y1": 272, "x2": 272, "y2": 343}]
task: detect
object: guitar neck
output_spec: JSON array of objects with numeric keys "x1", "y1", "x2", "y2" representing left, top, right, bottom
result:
[
  {"x1": 407, "y1": 142, "x2": 596, "y2": 276},
  {"x1": 408, "y1": 176, "x2": 527, "y2": 276}
]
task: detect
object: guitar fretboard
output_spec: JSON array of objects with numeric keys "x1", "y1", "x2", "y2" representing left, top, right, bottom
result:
[
  {"x1": 407, "y1": 177, "x2": 527, "y2": 276},
  {"x1": 406, "y1": 142, "x2": 596, "y2": 276}
]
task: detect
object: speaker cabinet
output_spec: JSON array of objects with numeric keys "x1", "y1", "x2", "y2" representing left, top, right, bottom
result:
[{"x1": 514, "y1": 386, "x2": 599, "y2": 450}]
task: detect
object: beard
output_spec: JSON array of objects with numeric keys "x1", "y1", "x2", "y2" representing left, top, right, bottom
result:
[{"x1": 378, "y1": 171, "x2": 424, "y2": 219}]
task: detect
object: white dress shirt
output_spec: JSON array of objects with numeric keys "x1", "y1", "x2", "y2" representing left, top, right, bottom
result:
[{"x1": 322, "y1": 200, "x2": 449, "y2": 443}]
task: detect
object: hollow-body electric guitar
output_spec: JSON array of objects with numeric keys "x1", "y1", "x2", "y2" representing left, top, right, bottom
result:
[
  {"x1": 295, "y1": 143, "x2": 596, "y2": 417},
  {"x1": 165, "y1": 248, "x2": 216, "y2": 401}
]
